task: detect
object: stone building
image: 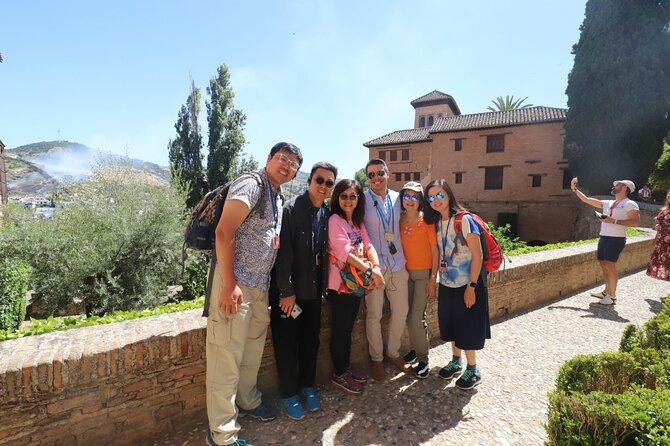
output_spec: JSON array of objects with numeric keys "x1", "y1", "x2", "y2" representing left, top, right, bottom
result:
[
  {"x1": 364, "y1": 90, "x2": 574, "y2": 243},
  {"x1": 0, "y1": 139, "x2": 7, "y2": 204}
]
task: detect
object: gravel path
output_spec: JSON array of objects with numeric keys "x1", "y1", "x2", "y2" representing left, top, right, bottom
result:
[{"x1": 153, "y1": 270, "x2": 670, "y2": 446}]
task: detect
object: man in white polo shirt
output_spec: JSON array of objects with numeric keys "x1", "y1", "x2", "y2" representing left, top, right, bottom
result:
[{"x1": 570, "y1": 177, "x2": 640, "y2": 305}]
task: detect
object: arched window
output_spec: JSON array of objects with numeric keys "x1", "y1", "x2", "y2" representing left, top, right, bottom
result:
[
  {"x1": 418, "y1": 116, "x2": 425, "y2": 127},
  {"x1": 427, "y1": 115, "x2": 434, "y2": 126}
]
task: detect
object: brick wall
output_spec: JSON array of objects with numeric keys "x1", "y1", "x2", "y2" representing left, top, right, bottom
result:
[{"x1": 0, "y1": 233, "x2": 655, "y2": 445}]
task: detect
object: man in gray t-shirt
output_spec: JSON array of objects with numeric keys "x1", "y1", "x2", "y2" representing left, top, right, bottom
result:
[{"x1": 205, "y1": 142, "x2": 303, "y2": 446}]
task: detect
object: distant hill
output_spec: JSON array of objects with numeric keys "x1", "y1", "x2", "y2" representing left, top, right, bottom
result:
[{"x1": 5, "y1": 141, "x2": 170, "y2": 198}]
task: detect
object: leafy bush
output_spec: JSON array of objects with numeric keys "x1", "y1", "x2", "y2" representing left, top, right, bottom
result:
[
  {"x1": 0, "y1": 259, "x2": 30, "y2": 331},
  {"x1": 0, "y1": 297, "x2": 204, "y2": 341},
  {"x1": 179, "y1": 254, "x2": 208, "y2": 301},
  {"x1": 555, "y1": 349, "x2": 670, "y2": 395},
  {"x1": 547, "y1": 295, "x2": 670, "y2": 445},
  {"x1": 546, "y1": 387, "x2": 670, "y2": 446},
  {"x1": 0, "y1": 160, "x2": 186, "y2": 316},
  {"x1": 489, "y1": 223, "x2": 527, "y2": 253},
  {"x1": 620, "y1": 299, "x2": 670, "y2": 352}
]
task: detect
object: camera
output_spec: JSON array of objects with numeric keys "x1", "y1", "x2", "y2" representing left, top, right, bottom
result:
[
  {"x1": 388, "y1": 242, "x2": 397, "y2": 255},
  {"x1": 594, "y1": 211, "x2": 606, "y2": 220}
]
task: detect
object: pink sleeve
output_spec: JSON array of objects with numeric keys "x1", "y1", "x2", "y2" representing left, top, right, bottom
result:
[
  {"x1": 361, "y1": 223, "x2": 372, "y2": 251},
  {"x1": 328, "y1": 215, "x2": 353, "y2": 264}
]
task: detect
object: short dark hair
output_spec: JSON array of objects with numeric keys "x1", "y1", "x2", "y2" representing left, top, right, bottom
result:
[
  {"x1": 365, "y1": 159, "x2": 387, "y2": 173},
  {"x1": 330, "y1": 179, "x2": 366, "y2": 227},
  {"x1": 308, "y1": 161, "x2": 338, "y2": 182},
  {"x1": 270, "y1": 142, "x2": 304, "y2": 167},
  {"x1": 422, "y1": 179, "x2": 467, "y2": 224}
]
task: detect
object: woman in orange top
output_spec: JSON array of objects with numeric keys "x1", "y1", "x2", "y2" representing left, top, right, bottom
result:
[{"x1": 398, "y1": 181, "x2": 439, "y2": 378}]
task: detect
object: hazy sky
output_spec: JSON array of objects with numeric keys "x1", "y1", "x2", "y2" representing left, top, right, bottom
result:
[{"x1": 1, "y1": 0, "x2": 587, "y2": 178}]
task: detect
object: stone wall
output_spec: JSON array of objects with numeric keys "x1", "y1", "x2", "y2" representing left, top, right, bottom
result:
[{"x1": 0, "y1": 233, "x2": 655, "y2": 445}]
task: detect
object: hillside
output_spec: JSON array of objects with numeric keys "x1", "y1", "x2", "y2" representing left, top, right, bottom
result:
[{"x1": 5, "y1": 141, "x2": 170, "y2": 198}]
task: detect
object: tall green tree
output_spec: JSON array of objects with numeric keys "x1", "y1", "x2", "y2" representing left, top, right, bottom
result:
[
  {"x1": 168, "y1": 80, "x2": 205, "y2": 207},
  {"x1": 206, "y1": 64, "x2": 256, "y2": 188},
  {"x1": 564, "y1": 0, "x2": 670, "y2": 193},
  {"x1": 486, "y1": 95, "x2": 533, "y2": 112},
  {"x1": 354, "y1": 168, "x2": 369, "y2": 190}
]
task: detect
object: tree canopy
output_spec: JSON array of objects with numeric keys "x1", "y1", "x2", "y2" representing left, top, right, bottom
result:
[
  {"x1": 564, "y1": 0, "x2": 670, "y2": 194},
  {"x1": 486, "y1": 95, "x2": 533, "y2": 112},
  {"x1": 206, "y1": 64, "x2": 251, "y2": 188},
  {"x1": 168, "y1": 80, "x2": 205, "y2": 208}
]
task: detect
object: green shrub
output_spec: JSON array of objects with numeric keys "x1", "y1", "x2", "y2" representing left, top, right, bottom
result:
[
  {"x1": 619, "y1": 324, "x2": 641, "y2": 352},
  {"x1": 0, "y1": 160, "x2": 187, "y2": 317},
  {"x1": 0, "y1": 259, "x2": 30, "y2": 331},
  {"x1": 545, "y1": 387, "x2": 670, "y2": 446},
  {"x1": 179, "y1": 254, "x2": 208, "y2": 301},
  {"x1": 555, "y1": 349, "x2": 670, "y2": 395}
]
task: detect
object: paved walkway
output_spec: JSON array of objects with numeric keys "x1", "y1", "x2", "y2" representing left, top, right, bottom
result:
[{"x1": 152, "y1": 270, "x2": 670, "y2": 446}]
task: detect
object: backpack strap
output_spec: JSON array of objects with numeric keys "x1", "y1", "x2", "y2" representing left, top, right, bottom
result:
[{"x1": 454, "y1": 212, "x2": 469, "y2": 247}]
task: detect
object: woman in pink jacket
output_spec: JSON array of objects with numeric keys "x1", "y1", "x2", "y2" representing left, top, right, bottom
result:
[{"x1": 327, "y1": 179, "x2": 384, "y2": 395}]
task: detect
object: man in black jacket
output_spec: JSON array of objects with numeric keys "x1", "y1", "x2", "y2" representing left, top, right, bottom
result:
[{"x1": 270, "y1": 161, "x2": 337, "y2": 420}]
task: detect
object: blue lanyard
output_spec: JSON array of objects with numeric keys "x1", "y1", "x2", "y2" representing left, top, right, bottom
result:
[{"x1": 373, "y1": 192, "x2": 394, "y2": 233}]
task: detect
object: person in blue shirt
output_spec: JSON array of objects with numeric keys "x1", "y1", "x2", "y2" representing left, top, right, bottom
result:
[{"x1": 362, "y1": 159, "x2": 411, "y2": 380}]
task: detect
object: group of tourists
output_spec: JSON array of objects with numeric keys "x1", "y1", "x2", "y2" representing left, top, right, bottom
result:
[
  {"x1": 202, "y1": 141, "x2": 670, "y2": 446},
  {"x1": 203, "y1": 143, "x2": 491, "y2": 446}
]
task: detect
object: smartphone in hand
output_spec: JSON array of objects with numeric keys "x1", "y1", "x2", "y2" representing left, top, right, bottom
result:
[{"x1": 290, "y1": 303, "x2": 302, "y2": 319}]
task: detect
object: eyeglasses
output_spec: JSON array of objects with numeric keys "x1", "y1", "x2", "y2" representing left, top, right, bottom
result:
[
  {"x1": 339, "y1": 193, "x2": 359, "y2": 201},
  {"x1": 276, "y1": 153, "x2": 300, "y2": 171},
  {"x1": 426, "y1": 192, "x2": 446, "y2": 203},
  {"x1": 366, "y1": 170, "x2": 387, "y2": 180},
  {"x1": 402, "y1": 194, "x2": 421, "y2": 202},
  {"x1": 314, "y1": 176, "x2": 335, "y2": 188}
]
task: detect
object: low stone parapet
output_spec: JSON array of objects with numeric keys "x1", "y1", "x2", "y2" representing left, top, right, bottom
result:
[{"x1": 0, "y1": 232, "x2": 655, "y2": 445}]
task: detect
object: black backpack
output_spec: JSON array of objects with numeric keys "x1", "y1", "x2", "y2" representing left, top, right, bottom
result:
[
  {"x1": 183, "y1": 172, "x2": 262, "y2": 259},
  {"x1": 182, "y1": 172, "x2": 266, "y2": 317}
]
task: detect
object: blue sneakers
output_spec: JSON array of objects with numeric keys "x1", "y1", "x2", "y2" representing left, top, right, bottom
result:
[
  {"x1": 206, "y1": 430, "x2": 249, "y2": 446},
  {"x1": 300, "y1": 387, "x2": 321, "y2": 412},
  {"x1": 281, "y1": 395, "x2": 306, "y2": 421},
  {"x1": 237, "y1": 402, "x2": 278, "y2": 421}
]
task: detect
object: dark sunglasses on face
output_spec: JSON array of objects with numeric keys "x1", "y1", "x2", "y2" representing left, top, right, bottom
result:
[
  {"x1": 366, "y1": 170, "x2": 387, "y2": 180},
  {"x1": 402, "y1": 194, "x2": 421, "y2": 202},
  {"x1": 427, "y1": 192, "x2": 446, "y2": 203},
  {"x1": 339, "y1": 193, "x2": 359, "y2": 201},
  {"x1": 314, "y1": 176, "x2": 335, "y2": 188}
]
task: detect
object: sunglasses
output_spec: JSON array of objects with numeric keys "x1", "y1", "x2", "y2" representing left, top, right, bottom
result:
[
  {"x1": 276, "y1": 153, "x2": 300, "y2": 171},
  {"x1": 426, "y1": 192, "x2": 446, "y2": 203},
  {"x1": 314, "y1": 176, "x2": 335, "y2": 188},
  {"x1": 402, "y1": 194, "x2": 421, "y2": 202},
  {"x1": 339, "y1": 193, "x2": 359, "y2": 201},
  {"x1": 366, "y1": 170, "x2": 387, "y2": 180}
]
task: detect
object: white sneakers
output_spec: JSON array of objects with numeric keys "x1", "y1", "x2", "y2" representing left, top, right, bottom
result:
[{"x1": 590, "y1": 290, "x2": 616, "y2": 305}]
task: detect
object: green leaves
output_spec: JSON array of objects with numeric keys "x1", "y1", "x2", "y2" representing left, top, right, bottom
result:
[
  {"x1": 0, "y1": 160, "x2": 187, "y2": 318},
  {"x1": 0, "y1": 297, "x2": 205, "y2": 342},
  {"x1": 486, "y1": 95, "x2": 533, "y2": 112},
  {"x1": 564, "y1": 0, "x2": 670, "y2": 193}
]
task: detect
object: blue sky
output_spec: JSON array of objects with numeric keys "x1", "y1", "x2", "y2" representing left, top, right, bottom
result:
[{"x1": 1, "y1": 0, "x2": 587, "y2": 178}]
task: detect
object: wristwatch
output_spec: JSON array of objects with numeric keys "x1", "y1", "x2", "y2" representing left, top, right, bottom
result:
[{"x1": 469, "y1": 282, "x2": 477, "y2": 288}]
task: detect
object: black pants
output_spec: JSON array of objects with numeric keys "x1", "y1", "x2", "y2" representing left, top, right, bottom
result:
[
  {"x1": 328, "y1": 290, "x2": 362, "y2": 376},
  {"x1": 270, "y1": 298, "x2": 322, "y2": 398}
]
